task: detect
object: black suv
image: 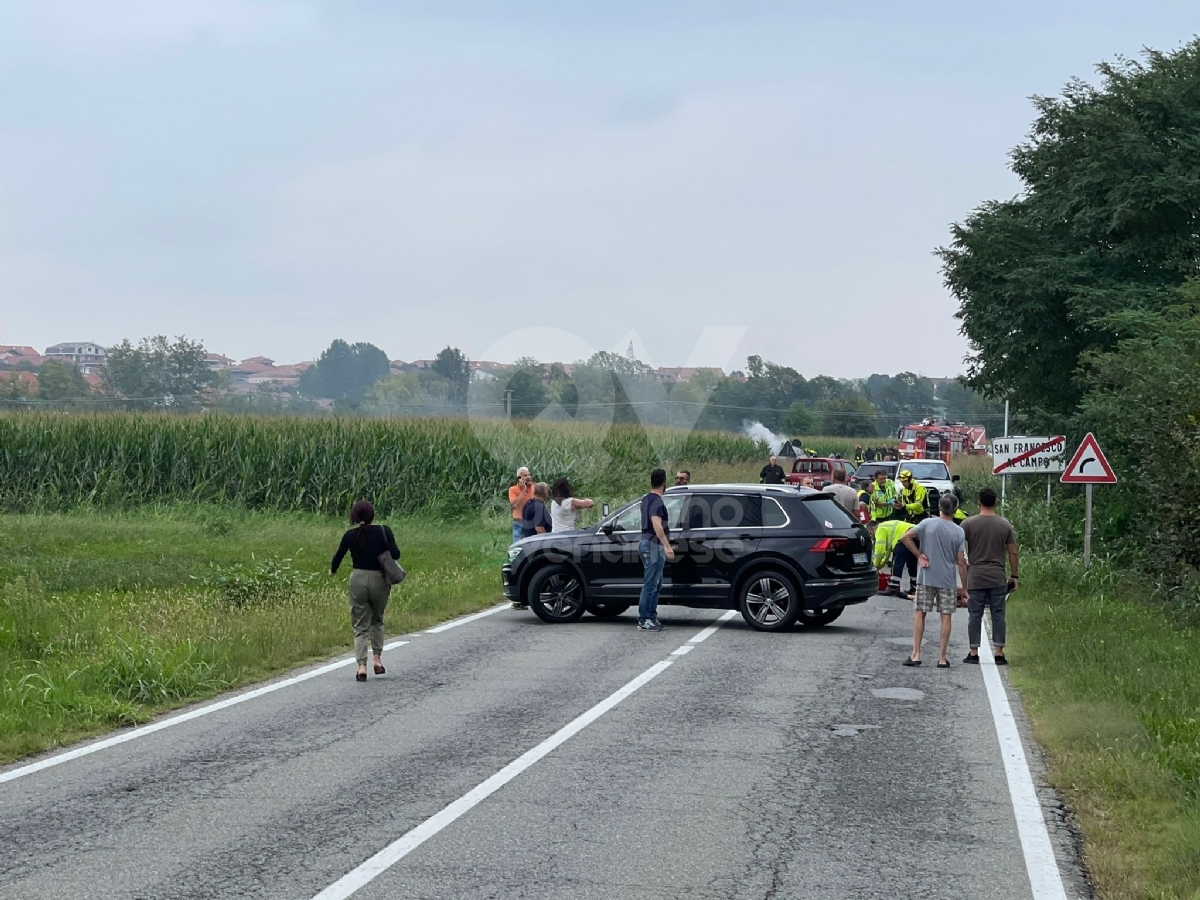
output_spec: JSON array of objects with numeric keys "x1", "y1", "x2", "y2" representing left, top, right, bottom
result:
[{"x1": 501, "y1": 484, "x2": 876, "y2": 632}]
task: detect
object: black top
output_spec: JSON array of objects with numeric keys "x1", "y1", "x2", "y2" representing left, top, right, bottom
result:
[
  {"x1": 521, "y1": 499, "x2": 552, "y2": 537},
  {"x1": 331, "y1": 524, "x2": 400, "y2": 573},
  {"x1": 640, "y1": 492, "x2": 670, "y2": 541},
  {"x1": 760, "y1": 464, "x2": 786, "y2": 484}
]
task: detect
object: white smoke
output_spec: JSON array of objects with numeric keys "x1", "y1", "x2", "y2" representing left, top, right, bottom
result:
[{"x1": 743, "y1": 420, "x2": 788, "y2": 454}]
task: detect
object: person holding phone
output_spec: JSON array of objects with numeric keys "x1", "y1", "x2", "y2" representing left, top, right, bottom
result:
[{"x1": 960, "y1": 487, "x2": 1019, "y2": 665}]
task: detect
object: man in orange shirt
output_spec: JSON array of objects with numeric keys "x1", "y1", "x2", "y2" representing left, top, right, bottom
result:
[{"x1": 508, "y1": 467, "x2": 534, "y2": 544}]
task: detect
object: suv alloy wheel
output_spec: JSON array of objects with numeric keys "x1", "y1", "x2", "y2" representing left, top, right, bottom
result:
[
  {"x1": 738, "y1": 569, "x2": 801, "y2": 632},
  {"x1": 528, "y1": 564, "x2": 587, "y2": 624}
]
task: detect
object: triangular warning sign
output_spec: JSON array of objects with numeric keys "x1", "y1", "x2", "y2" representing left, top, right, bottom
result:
[{"x1": 1060, "y1": 433, "x2": 1117, "y2": 484}]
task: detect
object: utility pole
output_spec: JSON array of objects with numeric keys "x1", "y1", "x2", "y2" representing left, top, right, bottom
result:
[
  {"x1": 1001, "y1": 399, "x2": 1009, "y2": 510},
  {"x1": 504, "y1": 389, "x2": 513, "y2": 421}
]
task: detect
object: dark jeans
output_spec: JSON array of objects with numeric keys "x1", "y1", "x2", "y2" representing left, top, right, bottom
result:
[
  {"x1": 638, "y1": 539, "x2": 667, "y2": 622},
  {"x1": 892, "y1": 542, "x2": 917, "y2": 590},
  {"x1": 968, "y1": 586, "x2": 1008, "y2": 648}
]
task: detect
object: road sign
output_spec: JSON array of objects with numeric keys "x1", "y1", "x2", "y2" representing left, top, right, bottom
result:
[
  {"x1": 1060, "y1": 433, "x2": 1117, "y2": 484},
  {"x1": 991, "y1": 435, "x2": 1066, "y2": 475}
]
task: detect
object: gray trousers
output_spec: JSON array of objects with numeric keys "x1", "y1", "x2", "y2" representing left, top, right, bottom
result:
[
  {"x1": 349, "y1": 569, "x2": 390, "y2": 665},
  {"x1": 967, "y1": 586, "x2": 1008, "y2": 649}
]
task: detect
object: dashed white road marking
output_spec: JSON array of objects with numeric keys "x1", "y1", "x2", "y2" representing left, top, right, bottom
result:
[
  {"x1": 311, "y1": 610, "x2": 739, "y2": 900},
  {"x1": 424, "y1": 603, "x2": 508, "y2": 632},
  {"x1": 981, "y1": 619, "x2": 1069, "y2": 900}
]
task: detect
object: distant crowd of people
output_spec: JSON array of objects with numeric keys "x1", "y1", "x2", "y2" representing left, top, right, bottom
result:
[
  {"x1": 325, "y1": 452, "x2": 1016, "y2": 677},
  {"x1": 854, "y1": 444, "x2": 902, "y2": 463}
]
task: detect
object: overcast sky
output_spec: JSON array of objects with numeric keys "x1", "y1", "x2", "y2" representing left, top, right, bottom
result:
[{"x1": 1, "y1": 2, "x2": 1196, "y2": 378}]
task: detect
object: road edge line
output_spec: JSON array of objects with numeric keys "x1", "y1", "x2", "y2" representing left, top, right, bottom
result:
[
  {"x1": 0, "y1": 641, "x2": 409, "y2": 785},
  {"x1": 1, "y1": 604, "x2": 512, "y2": 784},
  {"x1": 981, "y1": 619, "x2": 1069, "y2": 900},
  {"x1": 312, "y1": 610, "x2": 737, "y2": 900}
]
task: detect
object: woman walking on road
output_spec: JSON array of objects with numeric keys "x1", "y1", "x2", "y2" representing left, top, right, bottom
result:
[
  {"x1": 330, "y1": 500, "x2": 401, "y2": 682},
  {"x1": 549, "y1": 477, "x2": 594, "y2": 532}
]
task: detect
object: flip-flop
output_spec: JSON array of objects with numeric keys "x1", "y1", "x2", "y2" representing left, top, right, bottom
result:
[
  {"x1": 374, "y1": 664, "x2": 385, "y2": 675},
  {"x1": 355, "y1": 671, "x2": 367, "y2": 682},
  {"x1": 937, "y1": 661, "x2": 950, "y2": 669},
  {"x1": 902, "y1": 657, "x2": 922, "y2": 667}
]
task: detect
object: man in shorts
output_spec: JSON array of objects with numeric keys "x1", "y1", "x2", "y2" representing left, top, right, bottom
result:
[{"x1": 899, "y1": 493, "x2": 969, "y2": 668}]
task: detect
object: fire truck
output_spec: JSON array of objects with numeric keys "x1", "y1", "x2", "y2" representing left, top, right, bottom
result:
[{"x1": 895, "y1": 418, "x2": 987, "y2": 463}]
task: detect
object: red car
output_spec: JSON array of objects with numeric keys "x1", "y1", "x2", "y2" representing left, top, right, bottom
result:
[{"x1": 785, "y1": 457, "x2": 857, "y2": 489}]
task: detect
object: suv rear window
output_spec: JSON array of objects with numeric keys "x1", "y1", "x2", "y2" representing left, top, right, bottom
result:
[{"x1": 796, "y1": 497, "x2": 857, "y2": 530}]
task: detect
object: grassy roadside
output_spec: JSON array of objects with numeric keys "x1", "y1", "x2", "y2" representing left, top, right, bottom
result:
[
  {"x1": 1007, "y1": 553, "x2": 1200, "y2": 900},
  {"x1": 0, "y1": 459, "x2": 768, "y2": 765},
  {"x1": 0, "y1": 506, "x2": 507, "y2": 764}
]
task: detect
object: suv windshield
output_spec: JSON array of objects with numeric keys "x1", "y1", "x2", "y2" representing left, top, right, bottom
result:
[
  {"x1": 855, "y1": 463, "x2": 895, "y2": 479},
  {"x1": 899, "y1": 461, "x2": 949, "y2": 480}
]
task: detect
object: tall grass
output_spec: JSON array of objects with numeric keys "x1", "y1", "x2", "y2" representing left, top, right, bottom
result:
[
  {"x1": 0, "y1": 413, "x2": 764, "y2": 518},
  {"x1": 0, "y1": 507, "x2": 506, "y2": 762},
  {"x1": 1010, "y1": 553, "x2": 1200, "y2": 899}
]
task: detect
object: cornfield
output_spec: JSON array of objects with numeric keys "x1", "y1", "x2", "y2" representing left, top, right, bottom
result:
[{"x1": 0, "y1": 413, "x2": 764, "y2": 517}]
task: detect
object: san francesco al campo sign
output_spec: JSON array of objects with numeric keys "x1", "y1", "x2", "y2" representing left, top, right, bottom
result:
[{"x1": 991, "y1": 435, "x2": 1067, "y2": 475}]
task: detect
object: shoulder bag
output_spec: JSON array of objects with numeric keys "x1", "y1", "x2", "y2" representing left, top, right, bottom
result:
[{"x1": 376, "y1": 526, "x2": 407, "y2": 586}]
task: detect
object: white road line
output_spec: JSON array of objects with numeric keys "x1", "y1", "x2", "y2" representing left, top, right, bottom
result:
[
  {"x1": 0, "y1": 641, "x2": 408, "y2": 785},
  {"x1": 312, "y1": 610, "x2": 738, "y2": 900},
  {"x1": 423, "y1": 603, "x2": 508, "y2": 632},
  {"x1": 980, "y1": 620, "x2": 1069, "y2": 900}
]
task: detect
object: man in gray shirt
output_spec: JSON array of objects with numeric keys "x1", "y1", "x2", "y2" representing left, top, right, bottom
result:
[
  {"x1": 899, "y1": 493, "x2": 969, "y2": 668},
  {"x1": 822, "y1": 467, "x2": 861, "y2": 519}
]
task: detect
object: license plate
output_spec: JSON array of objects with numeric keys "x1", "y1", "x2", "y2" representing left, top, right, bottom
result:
[{"x1": 853, "y1": 553, "x2": 868, "y2": 566}]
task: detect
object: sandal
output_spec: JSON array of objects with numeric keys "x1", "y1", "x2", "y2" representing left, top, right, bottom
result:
[
  {"x1": 355, "y1": 671, "x2": 367, "y2": 682},
  {"x1": 937, "y1": 661, "x2": 950, "y2": 669},
  {"x1": 374, "y1": 663, "x2": 385, "y2": 675},
  {"x1": 902, "y1": 657, "x2": 922, "y2": 667}
]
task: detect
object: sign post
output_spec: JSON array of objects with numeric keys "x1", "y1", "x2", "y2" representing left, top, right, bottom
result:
[{"x1": 1060, "y1": 433, "x2": 1118, "y2": 568}]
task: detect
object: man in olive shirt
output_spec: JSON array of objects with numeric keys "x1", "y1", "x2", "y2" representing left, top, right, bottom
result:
[
  {"x1": 760, "y1": 455, "x2": 786, "y2": 485},
  {"x1": 961, "y1": 487, "x2": 1019, "y2": 665}
]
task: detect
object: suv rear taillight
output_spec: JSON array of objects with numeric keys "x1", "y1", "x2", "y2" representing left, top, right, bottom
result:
[{"x1": 810, "y1": 537, "x2": 850, "y2": 553}]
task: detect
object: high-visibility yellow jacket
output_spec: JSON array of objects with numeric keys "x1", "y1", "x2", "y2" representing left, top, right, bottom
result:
[
  {"x1": 869, "y1": 481, "x2": 899, "y2": 521},
  {"x1": 873, "y1": 520, "x2": 914, "y2": 568},
  {"x1": 899, "y1": 482, "x2": 927, "y2": 519}
]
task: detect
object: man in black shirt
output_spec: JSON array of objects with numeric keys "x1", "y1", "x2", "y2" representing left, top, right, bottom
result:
[
  {"x1": 638, "y1": 468, "x2": 674, "y2": 631},
  {"x1": 520, "y1": 482, "x2": 552, "y2": 539},
  {"x1": 760, "y1": 454, "x2": 786, "y2": 485}
]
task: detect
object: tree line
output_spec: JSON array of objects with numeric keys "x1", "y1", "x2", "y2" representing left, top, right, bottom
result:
[{"x1": 0, "y1": 336, "x2": 998, "y2": 436}]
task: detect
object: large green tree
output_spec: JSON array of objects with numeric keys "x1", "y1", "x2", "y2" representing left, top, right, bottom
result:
[
  {"x1": 105, "y1": 335, "x2": 216, "y2": 407},
  {"x1": 37, "y1": 360, "x2": 91, "y2": 401},
  {"x1": 939, "y1": 40, "x2": 1200, "y2": 416},
  {"x1": 1078, "y1": 281, "x2": 1200, "y2": 567},
  {"x1": 431, "y1": 346, "x2": 470, "y2": 404},
  {"x1": 299, "y1": 340, "x2": 390, "y2": 400}
]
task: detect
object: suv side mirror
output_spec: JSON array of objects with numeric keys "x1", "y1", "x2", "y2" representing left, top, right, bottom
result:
[
  {"x1": 951, "y1": 475, "x2": 961, "y2": 483},
  {"x1": 602, "y1": 503, "x2": 610, "y2": 516}
]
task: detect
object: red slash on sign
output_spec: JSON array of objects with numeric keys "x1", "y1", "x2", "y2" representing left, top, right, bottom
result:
[{"x1": 993, "y1": 436, "x2": 1066, "y2": 474}]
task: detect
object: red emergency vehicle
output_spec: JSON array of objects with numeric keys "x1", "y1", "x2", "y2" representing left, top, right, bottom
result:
[{"x1": 896, "y1": 419, "x2": 987, "y2": 463}]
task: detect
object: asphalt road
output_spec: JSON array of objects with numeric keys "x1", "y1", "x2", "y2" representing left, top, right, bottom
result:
[{"x1": 0, "y1": 593, "x2": 1089, "y2": 900}]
